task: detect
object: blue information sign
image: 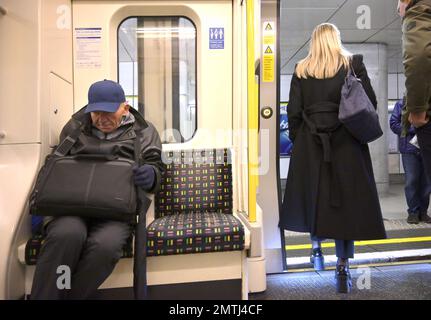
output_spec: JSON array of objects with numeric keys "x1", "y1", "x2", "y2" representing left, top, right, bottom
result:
[{"x1": 209, "y1": 28, "x2": 224, "y2": 49}]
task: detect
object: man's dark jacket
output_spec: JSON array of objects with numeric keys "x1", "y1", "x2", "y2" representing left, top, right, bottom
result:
[{"x1": 59, "y1": 106, "x2": 164, "y2": 193}]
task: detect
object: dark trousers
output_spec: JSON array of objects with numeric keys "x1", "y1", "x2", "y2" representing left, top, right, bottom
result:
[
  {"x1": 311, "y1": 235, "x2": 354, "y2": 259},
  {"x1": 416, "y1": 121, "x2": 431, "y2": 184},
  {"x1": 30, "y1": 216, "x2": 131, "y2": 300},
  {"x1": 402, "y1": 152, "x2": 431, "y2": 215}
]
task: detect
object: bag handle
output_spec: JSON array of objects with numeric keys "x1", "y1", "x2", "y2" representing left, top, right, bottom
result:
[
  {"x1": 72, "y1": 154, "x2": 119, "y2": 161},
  {"x1": 132, "y1": 129, "x2": 152, "y2": 300},
  {"x1": 347, "y1": 57, "x2": 358, "y2": 79},
  {"x1": 55, "y1": 121, "x2": 142, "y2": 160}
]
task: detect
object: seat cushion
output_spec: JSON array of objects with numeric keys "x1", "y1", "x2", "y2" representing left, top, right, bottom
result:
[
  {"x1": 147, "y1": 212, "x2": 245, "y2": 256},
  {"x1": 25, "y1": 234, "x2": 134, "y2": 266},
  {"x1": 25, "y1": 212, "x2": 245, "y2": 264}
]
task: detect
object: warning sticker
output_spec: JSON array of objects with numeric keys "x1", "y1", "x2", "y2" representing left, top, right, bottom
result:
[
  {"x1": 75, "y1": 27, "x2": 102, "y2": 69},
  {"x1": 262, "y1": 22, "x2": 275, "y2": 82},
  {"x1": 264, "y1": 22, "x2": 273, "y2": 31},
  {"x1": 264, "y1": 46, "x2": 273, "y2": 54},
  {"x1": 264, "y1": 35, "x2": 275, "y2": 45},
  {"x1": 263, "y1": 55, "x2": 274, "y2": 82},
  {"x1": 263, "y1": 21, "x2": 275, "y2": 83},
  {"x1": 263, "y1": 21, "x2": 275, "y2": 45}
]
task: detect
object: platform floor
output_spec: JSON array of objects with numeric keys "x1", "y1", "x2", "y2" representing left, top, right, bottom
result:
[
  {"x1": 282, "y1": 182, "x2": 431, "y2": 270},
  {"x1": 250, "y1": 263, "x2": 431, "y2": 300},
  {"x1": 270, "y1": 182, "x2": 431, "y2": 300}
]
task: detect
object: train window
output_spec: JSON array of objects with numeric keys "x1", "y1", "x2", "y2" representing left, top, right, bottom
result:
[{"x1": 118, "y1": 17, "x2": 197, "y2": 143}]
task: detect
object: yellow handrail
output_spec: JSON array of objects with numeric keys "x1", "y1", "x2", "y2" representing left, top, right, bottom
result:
[{"x1": 246, "y1": 0, "x2": 259, "y2": 222}]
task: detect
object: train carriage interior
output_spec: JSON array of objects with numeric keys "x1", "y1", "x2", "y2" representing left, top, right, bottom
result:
[{"x1": 0, "y1": 0, "x2": 430, "y2": 301}]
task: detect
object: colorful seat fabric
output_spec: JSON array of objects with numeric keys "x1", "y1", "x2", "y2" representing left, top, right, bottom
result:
[
  {"x1": 147, "y1": 148, "x2": 244, "y2": 256},
  {"x1": 24, "y1": 148, "x2": 244, "y2": 265},
  {"x1": 156, "y1": 149, "x2": 233, "y2": 218},
  {"x1": 146, "y1": 212, "x2": 244, "y2": 256}
]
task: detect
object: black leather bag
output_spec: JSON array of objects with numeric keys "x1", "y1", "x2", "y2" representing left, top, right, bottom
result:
[
  {"x1": 339, "y1": 64, "x2": 383, "y2": 144},
  {"x1": 30, "y1": 127, "x2": 141, "y2": 223}
]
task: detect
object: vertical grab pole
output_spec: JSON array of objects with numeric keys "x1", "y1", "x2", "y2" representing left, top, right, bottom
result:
[{"x1": 246, "y1": 0, "x2": 259, "y2": 223}]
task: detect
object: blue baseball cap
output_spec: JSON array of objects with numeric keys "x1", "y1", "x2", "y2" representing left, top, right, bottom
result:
[{"x1": 85, "y1": 80, "x2": 126, "y2": 113}]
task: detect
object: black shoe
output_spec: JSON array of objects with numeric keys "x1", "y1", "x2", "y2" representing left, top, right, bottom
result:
[
  {"x1": 310, "y1": 248, "x2": 325, "y2": 271},
  {"x1": 419, "y1": 212, "x2": 431, "y2": 224},
  {"x1": 335, "y1": 264, "x2": 352, "y2": 294},
  {"x1": 407, "y1": 213, "x2": 420, "y2": 224}
]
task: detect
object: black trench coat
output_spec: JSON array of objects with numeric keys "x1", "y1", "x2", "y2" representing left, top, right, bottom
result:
[{"x1": 279, "y1": 54, "x2": 386, "y2": 240}]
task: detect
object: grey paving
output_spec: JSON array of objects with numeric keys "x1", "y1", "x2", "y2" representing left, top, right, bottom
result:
[{"x1": 250, "y1": 263, "x2": 431, "y2": 300}]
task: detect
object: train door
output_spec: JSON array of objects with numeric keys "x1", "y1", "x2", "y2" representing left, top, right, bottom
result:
[
  {"x1": 72, "y1": 0, "x2": 233, "y2": 149},
  {"x1": 258, "y1": 0, "x2": 283, "y2": 273},
  {"x1": 267, "y1": 0, "x2": 427, "y2": 275}
]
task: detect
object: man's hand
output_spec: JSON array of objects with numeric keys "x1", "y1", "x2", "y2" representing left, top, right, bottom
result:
[
  {"x1": 408, "y1": 111, "x2": 429, "y2": 128},
  {"x1": 397, "y1": 0, "x2": 411, "y2": 18},
  {"x1": 133, "y1": 164, "x2": 156, "y2": 191}
]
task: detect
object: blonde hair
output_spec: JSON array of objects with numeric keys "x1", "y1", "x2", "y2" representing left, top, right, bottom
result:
[{"x1": 295, "y1": 23, "x2": 352, "y2": 79}]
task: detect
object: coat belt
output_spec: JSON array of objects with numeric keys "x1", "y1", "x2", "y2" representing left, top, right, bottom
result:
[{"x1": 302, "y1": 107, "x2": 342, "y2": 208}]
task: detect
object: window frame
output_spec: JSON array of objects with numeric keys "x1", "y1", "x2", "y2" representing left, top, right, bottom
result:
[{"x1": 116, "y1": 15, "x2": 198, "y2": 144}]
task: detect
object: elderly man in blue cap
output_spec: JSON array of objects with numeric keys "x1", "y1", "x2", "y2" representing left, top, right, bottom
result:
[{"x1": 31, "y1": 80, "x2": 164, "y2": 300}]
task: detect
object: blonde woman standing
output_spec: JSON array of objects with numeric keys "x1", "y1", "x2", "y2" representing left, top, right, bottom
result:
[{"x1": 279, "y1": 23, "x2": 386, "y2": 293}]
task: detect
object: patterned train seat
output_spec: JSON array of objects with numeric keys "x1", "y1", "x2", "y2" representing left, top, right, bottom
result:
[
  {"x1": 147, "y1": 212, "x2": 244, "y2": 256},
  {"x1": 24, "y1": 148, "x2": 244, "y2": 264},
  {"x1": 148, "y1": 148, "x2": 244, "y2": 256}
]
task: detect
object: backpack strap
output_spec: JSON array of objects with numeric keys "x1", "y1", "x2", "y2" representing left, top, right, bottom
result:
[{"x1": 133, "y1": 129, "x2": 152, "y2": 300}]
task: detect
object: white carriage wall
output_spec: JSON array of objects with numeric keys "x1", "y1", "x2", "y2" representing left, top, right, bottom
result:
[
  {"x1": 0, "y1": 1, "x2": 40, "y2": 145},
  {"x1": 0, "y1": 0, "x2": 73, "y2": 299}
]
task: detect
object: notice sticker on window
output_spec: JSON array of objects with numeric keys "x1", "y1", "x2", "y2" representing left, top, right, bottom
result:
[{"x1": 75, "y1": 27, "x2": 102, "y2": 69}]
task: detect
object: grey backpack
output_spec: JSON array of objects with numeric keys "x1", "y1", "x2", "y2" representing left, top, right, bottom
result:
[{"x1": 339, "y1": 65, "x2": 383, "y2": 144}]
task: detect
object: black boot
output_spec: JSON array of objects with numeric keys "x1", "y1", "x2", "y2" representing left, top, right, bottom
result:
[
  {"x1": 407, "y1": 213, "x2": 420, "y2": 224},
  {"x1": 419, "y1": 212, "x2": 431, "y2": 224},
  {"x1": 310, "y1": 248, "x2": 325, "y2": 271},
  {"x1": 335, "y1": 263, "x2": 352, "y2": 293}
]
